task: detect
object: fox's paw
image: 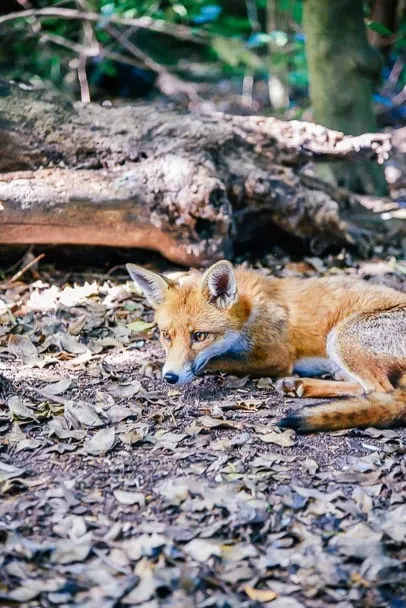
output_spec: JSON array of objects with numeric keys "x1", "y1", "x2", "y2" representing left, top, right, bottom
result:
[{"x1": 275, "y1": 377, "x2": 305, "y2": 398}]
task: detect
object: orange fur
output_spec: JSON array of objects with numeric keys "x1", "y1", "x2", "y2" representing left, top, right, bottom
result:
[
  {"x1": 279, "y1": 376, "x2": 406, "y2": 432},
  {"x1": 127, "y1": 261, "x2": 406, "y2": 432}
]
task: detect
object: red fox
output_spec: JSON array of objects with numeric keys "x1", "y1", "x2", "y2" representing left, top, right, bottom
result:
[{"x1": 126, "y1": 260, "x2": 406, "y2": 433}]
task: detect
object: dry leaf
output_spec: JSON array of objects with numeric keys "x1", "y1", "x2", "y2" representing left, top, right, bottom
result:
[
  {"x1": 244, "y1": 585, "x2": 278, "y2": 602},
  {"x1": 7, "y1": 396, "x2": 37, "y2": 421},
  {"x1": 184, "y1": 538, "x2": 222, "y2": 562},
  {"x1": 84, "y1": 427, "x2": 116, "y2": 455},
  {"x1": 128, "y1": 320, "x2": 155, "y2": 333},
  {"x1": 114, "y1": 490, "x2": 146, "y2": 507},
  {"x1": 7, "y1": 334, "x2": 39, "y2": 365},
  {"x1": 256, "y1": 427, "x2": 296, "y2": 447},
  {"x1": 0, "y1": 461, "x2": 25, "y2": 482},
  {"x1": 40, "y1": 379, "x2": 72, "y2": 396},
  {"x1": 65, "y1": 402, "x2": 104, "y2": 427}
]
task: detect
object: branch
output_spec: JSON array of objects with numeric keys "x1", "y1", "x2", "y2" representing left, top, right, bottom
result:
[
  {"x1": 39, "y1": 32, "x2": 145, "y2": 70},
  {"x1": 105, "y1": 24, "x2": 199, "y2": 99},
  {"x1": 224, "y1": 114, "x2": 392, "y2": 165},
  {"x1": 0, "y1": 7, "x2": 212, "y2": 45}
]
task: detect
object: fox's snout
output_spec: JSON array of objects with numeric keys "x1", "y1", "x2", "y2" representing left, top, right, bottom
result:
[
  {"x1": 163, "y1": 372, "x2": 180, "y2": 385},
  {"x1": 162, "y1": 359, "x2": 196, "y2": 386}
]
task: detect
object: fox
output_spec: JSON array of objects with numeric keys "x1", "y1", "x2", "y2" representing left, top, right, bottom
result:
[{"x1": 126, "y1": 260, "x2": 406, "y2": 433}]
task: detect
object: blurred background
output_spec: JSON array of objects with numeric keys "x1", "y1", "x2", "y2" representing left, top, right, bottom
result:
[
  {"x1": 0, "y1": 1, "x2": 405, "y2": 269},
  {"x1": 0, "y1": 0, "x2": 404, "y2": 127}
]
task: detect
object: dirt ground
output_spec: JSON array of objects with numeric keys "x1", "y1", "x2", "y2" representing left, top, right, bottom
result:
[{"x1": 0, "y1": 256, "x2": 405, "y2": 608}]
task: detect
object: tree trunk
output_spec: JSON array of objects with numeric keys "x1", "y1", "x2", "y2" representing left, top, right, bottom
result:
[
  {"x1": 303, "y1": 0, "x2": 387, "y2": 195},
  {"x1": 0, "y1": 82, "x2": 392, "y2": 266}
]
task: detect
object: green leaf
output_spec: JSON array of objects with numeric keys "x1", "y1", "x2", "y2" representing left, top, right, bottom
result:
[
  {"x1": 221, "y1": 17, "x2": 252, "y2": 32},
  {"x1": 99, "y1": 60, "x2": 118, "y2": 77},
  {"x1": 128, "y1": 320, "x2": 155, "y2": 333},
  {"x1": 212, "y1": 37, "x2": 261, "y2": 69},
  {"x1": 367, "y1": 21, "x2": 392, "y2": 36}
]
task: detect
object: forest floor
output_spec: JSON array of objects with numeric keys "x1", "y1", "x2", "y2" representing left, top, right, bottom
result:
[{"x1": 0, "y1": 255, "x2": 405, "y2": 607}]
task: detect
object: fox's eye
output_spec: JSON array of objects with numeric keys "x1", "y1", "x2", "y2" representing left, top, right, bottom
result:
[
  {"x1": 161, "y1": 330, "x2": 170, "y2": 341},
  {"x1": 192, "y1": 331, "x2": 209, "y2": 343}
]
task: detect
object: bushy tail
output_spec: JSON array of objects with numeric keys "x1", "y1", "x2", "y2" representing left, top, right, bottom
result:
[{"x1": 278, "y1": 376, "x2": 406, "y2": 433}]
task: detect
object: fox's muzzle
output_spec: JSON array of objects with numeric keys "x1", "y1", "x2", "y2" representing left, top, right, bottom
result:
[{"x1": 162, "y1": 360, "x2": 196, "y2": 385}]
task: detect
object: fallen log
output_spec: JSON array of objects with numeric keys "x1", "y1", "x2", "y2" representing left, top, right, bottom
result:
[{"x1": 0, "y1": 81, "x2": 393, "y2": 265}]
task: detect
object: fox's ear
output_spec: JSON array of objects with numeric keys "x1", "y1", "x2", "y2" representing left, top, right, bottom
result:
[
  {"x1": 126, "y1": 263, "x2": 171, "y2": 308},
  {"x1": 201, "y1": 260, "x2": 237, "y2": 309}
]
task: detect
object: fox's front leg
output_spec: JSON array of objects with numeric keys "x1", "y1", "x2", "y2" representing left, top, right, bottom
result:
[
  {"x1": 208, "y1": 357, "x2": 292, "y2": 378},
  {"x1": 276, "y1": 377, "x2": 364, "y2": 398}
]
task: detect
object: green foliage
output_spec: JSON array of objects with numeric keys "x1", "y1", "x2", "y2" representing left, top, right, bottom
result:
[
  {"x1": 0, "y1": 0, "x2": 305, "y2": 100},
  {"x1": 366, "y1": 21, "x2": 392, "y2": 36},
  {"x1": 211, "y1": 37, "x2": 262, "y2": 69},
  {"x1": 0, "y1": 0, "x2": 404, "y2": 116}
]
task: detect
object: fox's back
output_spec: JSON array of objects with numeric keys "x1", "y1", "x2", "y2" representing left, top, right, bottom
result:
[
  {"x1": 280, "y1": 275, "x2": 406, "y2": 323},
  {"x1": 234, "y1": 270, "x2": 406, "y2": 359}
]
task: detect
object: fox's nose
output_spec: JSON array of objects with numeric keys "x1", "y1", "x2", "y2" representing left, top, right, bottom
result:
[{"x1": 164, "y1": 372, "x2": 179, "y2": 385}]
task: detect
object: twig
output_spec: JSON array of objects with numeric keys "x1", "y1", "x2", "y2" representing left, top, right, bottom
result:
[
  {"x1": 40, "y1": 32, "x2": 145, "y2": 69},
  {"x1": 242, "y1": 70, "x2": 254, "y2": 107},
  {"x1": 16, "y1": 0, "x2": 41, "y2": 34},
  {"x1": 106, "y1": 24, "x2": 199, "y2": 99},
  {"x1": 7, "y1": 252, "x2": 45, "y2": 286},
  {"x1": 3, "y1": 303, "x2": 16, "y2": 326},
  {"x1": 105, "y1": 24, "x2": 164, "y2": 75},
  {"x1": 78, "y1": 24, "x2": 93, "y2": 102},
  {"x1": 0, "y1": 7, "x2": 212, "y2": 45},
  {"x1": 77, "y1": 51, "x2": 90, "y2": 103},
  {"x1": 75, "y1": 0, "x2": 94, "y2": 103}
]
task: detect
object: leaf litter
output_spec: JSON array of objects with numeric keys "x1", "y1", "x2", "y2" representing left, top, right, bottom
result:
[{"x1": 0, "y1": 261, "x2": 405, "y2": 606}]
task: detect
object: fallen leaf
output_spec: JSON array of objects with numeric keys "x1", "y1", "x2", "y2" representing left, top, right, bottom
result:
[
  {"x1": 8, "y1": 578, "x2": 64, "y2": 602},
  {"x1": 271, "y1": 599, "x2": 305, "y2": 608},
  {"x1": 47, "y1": 418, "x2": 86, "y2": 441},
  {"x1": 128, "y1": 320, "x2": 155, "y2": 333},
  {"x1": 123, "y1": 534, "x2": 168, "y2": 561},
  {"x1": 114, "y1": 490, "x2": 146, "y2": 507},
  {"x1": 376, "y1": 504, "x2": 406, "y2": 542},
  {"x1": 7, "y1": 396, "x2": 37, "y2": 421},
  {"x1": 84, "y1": 427, "x2": 115, "y2": 455},
  {"x1": 257, "y1": 377, "x2": 274, "y2": 388},
  {"x1": 196, "y1": 415, "x2": 245, "y2": 431},
  {"x1": 0, "y1": 461, "x2": 25, "y2": 482},
  {"x1": 108, "y1": 404, "x2": 141, "y2": 423},
  {"x1": 184, "y1": 538, "x2": 222, "y2": 562},
  {"x1": 52, "y1": 534, "x2": 92, "y2": 564},
  {"x1": 223, "y1": 375, "x2": 250, "y2": 388},
  {"x1": 15, "y1": 438, "x2": 42, "y2": 452},
  {"x1": 256, "y1": 427, "x2": 296, "y2": 447},
  {"x1": 58, "y1": 332, "x2": 90, "y2": 355},
  {"x1": 65, "y1": 402, "x2": 104, "y2": 427},
  {"x1": 40, "y1": 379, "x2": 72, "y2": 396},
  {"x1": 244, "y1": 585, "x2": 278, "y2": 602},
  {"x1": 7, "y1": 334, "x2": 39, "y2": 365},
  {"x1": 329, "y1": 522, "x2": 382, "y2": 559},
  {"x1": 109, "y1": 381, "x2": 142, "y2": 398}
]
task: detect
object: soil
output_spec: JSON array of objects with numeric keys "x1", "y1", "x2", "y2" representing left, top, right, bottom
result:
[{"x1": 0, "y1": 258, "x2": 405, "y2": 607}]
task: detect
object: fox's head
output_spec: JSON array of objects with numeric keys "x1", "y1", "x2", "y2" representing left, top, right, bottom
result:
[{"x1": 126, "y1": 261, "x2": 250, "y2": 385}]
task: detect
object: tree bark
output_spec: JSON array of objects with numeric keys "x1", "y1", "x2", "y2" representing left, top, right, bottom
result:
[
  {"x1": 303, "y1": 0, "x2": 387, "y2": 195},
  {"x1": 0, "y1": 82, "x2": 392, "y2": 266}
]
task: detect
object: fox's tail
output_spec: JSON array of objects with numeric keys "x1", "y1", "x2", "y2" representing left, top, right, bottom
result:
[{"x1": 278, "y1": 375, "x2": 406, "y2": 433}]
